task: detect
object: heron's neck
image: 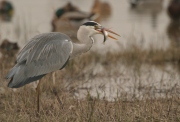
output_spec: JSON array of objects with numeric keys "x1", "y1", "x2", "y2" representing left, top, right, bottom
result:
[{"x1": 70, "y1": 31, "x2": 94, "y2": 59}]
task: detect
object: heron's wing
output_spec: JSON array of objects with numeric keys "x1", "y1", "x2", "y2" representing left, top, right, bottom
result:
[
  {"x1": 16, "y1": 33, "x2": 60, "y2": 63},
  {"x1": 7, "y1": 32, "x2": 73, "y2": 88}
]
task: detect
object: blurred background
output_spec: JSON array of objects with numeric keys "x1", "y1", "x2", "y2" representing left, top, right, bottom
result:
[
  {"x1": 0, "y1": 0, "x2": 172, "y2": 52},
  {"x1": 0, "y1": 0, "x2": 180, "y2": 100}
]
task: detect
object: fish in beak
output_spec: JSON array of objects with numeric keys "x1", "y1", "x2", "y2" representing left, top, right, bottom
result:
[{"x1": 96, "y1": 26, "x2": 120, "y2": 43}]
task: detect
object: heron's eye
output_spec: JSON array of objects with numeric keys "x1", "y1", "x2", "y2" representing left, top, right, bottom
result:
[
  {"x1": 94, "y1": 25, "x2": 98, "y2": 29},
  {"x1": 94, "y1": 25, "x2": 102, "y2": 30}
]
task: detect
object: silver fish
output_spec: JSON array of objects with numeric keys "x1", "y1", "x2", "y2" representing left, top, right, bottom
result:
[{"x1": 102, "y1": 28, "x2": 108, "y2": 43}]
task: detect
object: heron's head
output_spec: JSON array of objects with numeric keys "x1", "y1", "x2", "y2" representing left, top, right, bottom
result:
[{"x1": 79, "y1": 21, "x2": 120, "y2": 43}]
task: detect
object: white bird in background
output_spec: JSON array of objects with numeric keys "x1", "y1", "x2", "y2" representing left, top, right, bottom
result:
[{"x1": 6, "y1": 21, "x2": 120, "y2": 113}]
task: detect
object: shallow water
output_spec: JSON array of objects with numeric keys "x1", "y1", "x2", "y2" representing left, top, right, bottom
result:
[
  {"x1": 0, "y1": 0, "x2": 172, "y2": 51},
  {"x1": 72, "y1": 63, "x2": 180, "y2": 101}
]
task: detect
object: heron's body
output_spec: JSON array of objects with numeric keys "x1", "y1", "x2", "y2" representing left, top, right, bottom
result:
[
  {"x1": 6, "y1": 22, "x2": 99, "y2": 88},
  {"x1": 6, "y1": 32, "x2": 73, "y2": 88},
  {"x1": 6, "y1": 21, "x2": 119, "y2": 112}
]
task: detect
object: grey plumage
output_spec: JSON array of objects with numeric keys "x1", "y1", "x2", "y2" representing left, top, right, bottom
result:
[
  {"x1": 5, "y1": 21, "x2": 120, "y2": 113},
  {"x1": 6, "y1": 32, "x2": 73, "y2": 88},
  {"x1": 6, "y1": 21, "x2": 119, "y2": 89}
]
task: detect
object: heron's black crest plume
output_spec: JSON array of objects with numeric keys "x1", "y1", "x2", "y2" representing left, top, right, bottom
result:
[{"x1": 83, "y1": 21, "x2": 99, "y2": 26}]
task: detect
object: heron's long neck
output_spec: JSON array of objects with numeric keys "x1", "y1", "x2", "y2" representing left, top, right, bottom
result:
[{"x1": 70, "y1": 29, "x2": 94, "y2": 59}]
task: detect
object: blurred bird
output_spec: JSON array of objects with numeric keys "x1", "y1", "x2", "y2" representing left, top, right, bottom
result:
[
  {"x1": 167, "y1": 22, "x2": 180, "y2": 47},
  {"x1": 0, "y1": 39, "x2": 19, "y2": 51},
  {"x1": 130, "y1": 0, "x2": 142, "y2": 7},
  {"x1": 6, "y1": 21, "x2": 120, "y2": 113},
  {"x1": 0, "y1": 39, "x2": 19, "y2": 56},
  {"x1": 129, "y1": 0, "x2": 163, "y2": 28},
  {"x1": 91, "y1": 0, "x2": 112, "y2": 22},
  {"x1": 55, "y1": 2, "x2": 79, "y2": 19},
  {"x1": 167, "y1": 0, "x2": 180, "y2": 21},
  {"x1": 0, "y1": 0, "x2": 14, "y2": 21},
  {"x1": 129, "y1": 0, "x2": 163, "y2": 8},
  {"x1": 52, "y1": 2, "x2": 97, "y2": 32}
]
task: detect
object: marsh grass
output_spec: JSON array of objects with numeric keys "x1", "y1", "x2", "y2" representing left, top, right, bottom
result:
[
  {"x1": 0, "y1": 45, "x2": 180, "y2": 121},
  {"x1": 0, "y1": 91, "x2": 180, "y2": 121}
]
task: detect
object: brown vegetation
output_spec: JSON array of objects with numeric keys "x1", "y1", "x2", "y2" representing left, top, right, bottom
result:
[{"x1": 0, "y1": 45, "x2": 180, "y2": 121}]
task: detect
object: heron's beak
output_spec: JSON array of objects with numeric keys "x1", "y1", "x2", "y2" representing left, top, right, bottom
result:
[{"x1": 96, "y1": 27, "x2": 120, "y2": 42}]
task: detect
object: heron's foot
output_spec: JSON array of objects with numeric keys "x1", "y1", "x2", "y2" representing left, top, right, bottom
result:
[{"x1": 53, "y1": 88, "x2": 64, "y2": 109}]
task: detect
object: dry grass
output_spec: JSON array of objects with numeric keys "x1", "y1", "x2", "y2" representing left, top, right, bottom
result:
[
  {"x1": 0, "y1": 45, "x2": 180, "y2": 121},
  {"x1": 1, "y1": 93, "x2": 180, "y2": 121}
]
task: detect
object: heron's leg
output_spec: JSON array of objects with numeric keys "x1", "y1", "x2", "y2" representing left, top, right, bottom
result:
[
  {"x1": 32, "y1": 80, "x2": 39, "y2": 90},
  {"x1": 52, "y1": 72, "x2": 64, "y2": 109},
  {"x1": 36, "y1": 80, "x2": 41, "y2": 113}
]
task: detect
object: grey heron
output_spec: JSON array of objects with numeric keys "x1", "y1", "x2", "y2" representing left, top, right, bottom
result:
[{"x1": 6, "y1": 21, "x2": 120, "y2": 112}]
